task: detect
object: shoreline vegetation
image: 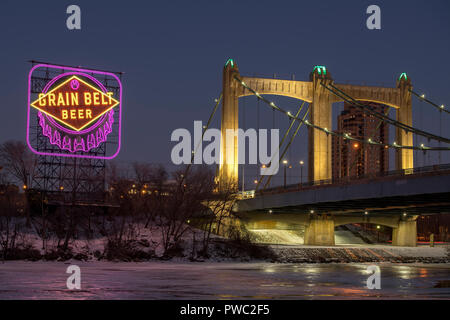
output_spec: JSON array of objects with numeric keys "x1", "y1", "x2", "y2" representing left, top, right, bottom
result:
[
  {"x1": 1, "y1": 224, "x2": 448, "y2": 264},
  {"x1": 0, "y1": 141, "x2": 449, "y2": 264}
]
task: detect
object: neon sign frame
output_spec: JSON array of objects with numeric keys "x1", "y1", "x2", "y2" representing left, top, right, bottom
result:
[
  {"x1": 27, "y1": 63, "x2": 123, "y2": 160},
  {"x1": 31, "y1": 75, "x2": 119, "y2": 132}
]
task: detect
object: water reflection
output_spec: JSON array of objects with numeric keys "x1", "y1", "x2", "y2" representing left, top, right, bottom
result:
[{"x1": 0, "y1": 262, "x2": 449, "y2": 299}]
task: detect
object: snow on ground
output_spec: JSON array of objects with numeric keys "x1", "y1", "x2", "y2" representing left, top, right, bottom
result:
[
  {"x1": 335, "y1": 229, "x2": 367, "y2": 245},
  {"x1": 1, "y1": 220, "x2": 228, "y2": 261},
  {"x1": 249, "y1": 229, "x2": 304, "y2": 244},
  {"x1": 248, "y1": 227, "x2": 367, "y2": 245},
  {"x1": 3, "y1": 219, "x2": 449, "y2": 263}
]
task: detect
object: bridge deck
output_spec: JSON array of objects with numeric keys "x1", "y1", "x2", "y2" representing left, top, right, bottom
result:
[{"x1": 236, "y1": 166, "x2": 450, "y2": 216}]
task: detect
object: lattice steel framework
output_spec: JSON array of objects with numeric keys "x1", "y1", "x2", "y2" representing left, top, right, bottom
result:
[{"x1": 29, "y1": 61, "x2": 122, "y2": 203}]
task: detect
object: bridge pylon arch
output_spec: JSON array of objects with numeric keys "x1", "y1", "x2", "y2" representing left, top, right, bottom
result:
[{"x1": 218, "y1": 60, "x2": 413, "y2": 187}]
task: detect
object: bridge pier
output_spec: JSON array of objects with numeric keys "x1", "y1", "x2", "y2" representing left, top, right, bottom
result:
[
  {"x1": 392, "y1": 219, "x2": 417, "y2": 247},
  {"x1": 304, "y1": 215, "x2": 335, "y2": 246}
]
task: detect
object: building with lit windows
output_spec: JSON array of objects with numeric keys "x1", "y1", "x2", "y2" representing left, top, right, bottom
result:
[{"x1": 332, "y1": 102, "x2": 389, "y2": 179}]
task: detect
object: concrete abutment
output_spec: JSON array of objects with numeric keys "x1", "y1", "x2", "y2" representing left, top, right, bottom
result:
[
  {"x1": 304, "y1": 216, "x2": 335, "y2": 246},
  {"x1": 392, "y1": 220, "x2": 417, "y2": 247}
]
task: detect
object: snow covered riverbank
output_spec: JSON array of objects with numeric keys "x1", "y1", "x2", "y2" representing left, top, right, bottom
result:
[{"x1": 2, "y1": 220, "x2": 448, "y2": 263}]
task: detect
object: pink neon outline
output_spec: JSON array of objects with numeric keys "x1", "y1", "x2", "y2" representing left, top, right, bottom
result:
[
  {"x1": 36, "y1": 109, "x2": 114, "y2": 153},
  {"x1": 41, "y1": 72, "x2": 109, "y2": 135},
  {"x1": 27, "y1": 63, "x2": 123, "y2": 160}
]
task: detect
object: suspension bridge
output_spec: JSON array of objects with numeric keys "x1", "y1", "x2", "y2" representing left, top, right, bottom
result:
[{"x1": 199, "y1": 59, "x2": 450, "y2": 247}]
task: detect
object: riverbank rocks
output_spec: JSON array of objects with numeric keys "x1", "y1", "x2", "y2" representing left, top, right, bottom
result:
[{"x1": 272, "y1": 247, "x2": 450, "y2": 264}]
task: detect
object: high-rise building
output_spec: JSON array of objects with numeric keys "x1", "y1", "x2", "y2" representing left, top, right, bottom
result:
[{"x1": 332, "y1": 102, "x2": 389, "y2": 179}]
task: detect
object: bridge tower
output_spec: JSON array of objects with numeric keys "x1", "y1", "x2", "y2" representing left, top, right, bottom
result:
[
  {"x1": 219, "y1": 59, "x2": 240, "y2": 189},
  {"x1": 396, "y1": 73, "x2": 413, "y2": 170},
  {"x1": 309, "y1": 66, "x2": 334, "y2": 182}
]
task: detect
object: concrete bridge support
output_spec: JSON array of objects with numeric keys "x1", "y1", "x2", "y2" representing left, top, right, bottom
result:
[
  {"x1": 219, "y1": 60, "x2": 240, "y2": 189},
  {"x1": 304, "y1": 215, "x2": 335, "y2": 246},
  {"x1": 392, "y1": 219, "x2": 417, "y2": 247},
  {"x1": 308, "y1": 69, "x2": 334, "y2": 182},
  {"x1": 396, "y1": 76, "x2": 414, "y2": 170}
]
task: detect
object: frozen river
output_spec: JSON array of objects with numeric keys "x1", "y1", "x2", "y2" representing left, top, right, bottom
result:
[{"x1": 0, "y1": 261, "x2": 449, "y2": 299}]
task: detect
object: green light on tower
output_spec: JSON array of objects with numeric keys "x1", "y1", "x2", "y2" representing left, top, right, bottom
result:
[
  {"x1": 225, "y1": 58, "x2": 235, "y2": 68},
  {"x1": 399, "y1": 72, "x2": 408, "y2": 81},
  {"x1": 313, "y1": 65, "x2": 327, "y2": 75}
]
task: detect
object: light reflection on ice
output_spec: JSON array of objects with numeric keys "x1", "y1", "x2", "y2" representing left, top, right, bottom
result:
[{"x1": 0, "y1": 262, "x2": 448, "y2": 300}]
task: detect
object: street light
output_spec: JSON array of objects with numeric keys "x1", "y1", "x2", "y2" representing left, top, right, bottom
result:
[
  {"x1": 299, "y1": 160, "x2": 304, "y2": 185},
  {"x1": 283, "y1": 160, "x2": 288, "y2": 188}
]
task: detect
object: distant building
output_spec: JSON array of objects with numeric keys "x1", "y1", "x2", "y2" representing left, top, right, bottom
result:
[
  {"x1": 417, "y1": 214, "x2": 450, "y2": 242},
  {"x1": 332, "y1": 102, "x2": 389, "y2": 179}
]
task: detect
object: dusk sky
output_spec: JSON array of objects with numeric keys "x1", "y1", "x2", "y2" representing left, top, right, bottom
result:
[{"x1": 1, "y1": 0, "x2": 450, "y2": 182}]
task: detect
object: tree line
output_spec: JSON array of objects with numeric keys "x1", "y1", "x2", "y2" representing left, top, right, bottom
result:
[{"x1": 0, "y1": 140, "x2": 266, "y2": 261}]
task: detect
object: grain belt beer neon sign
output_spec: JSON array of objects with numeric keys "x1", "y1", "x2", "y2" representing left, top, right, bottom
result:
[{"x1": 27, "y1": 64, "x2": 122, "y2": 159}]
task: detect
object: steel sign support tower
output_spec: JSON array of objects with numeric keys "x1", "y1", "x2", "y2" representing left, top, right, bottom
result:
[{"x1": 28, "y1": 61, "x2": 123, "y2": 204}]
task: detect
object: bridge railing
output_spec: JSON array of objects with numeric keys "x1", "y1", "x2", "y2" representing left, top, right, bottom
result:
[{"x1": 254, "y1": 163, "x2": 450, "y2": 197}]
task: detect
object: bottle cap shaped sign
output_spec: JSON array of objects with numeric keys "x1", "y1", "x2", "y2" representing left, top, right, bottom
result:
[{"x1": 27, "y1": 64, "x2": 122, "y2": 159}]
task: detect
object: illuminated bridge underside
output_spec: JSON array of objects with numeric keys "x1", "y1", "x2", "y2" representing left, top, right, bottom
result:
[{"x1": 234, "y1": 172, "x2": 450, "y2": 247}]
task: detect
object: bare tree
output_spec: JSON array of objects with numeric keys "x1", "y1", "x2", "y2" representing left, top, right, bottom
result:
[
  {"x1": 142, "y1": 164, "x2": 168, "y2": 227},
  {"x1": 0, "y1": 180, "x2": 24, "y2": 261},
  {"x1": 199, "y1": 178, "x2": 238, "y2": 256},
  {"x1": 158, "y1": 166, "x2": 214, "y2": 256},
  {"x1": 132, "y1": 162, "x2": 153, "y2": 185},
  {"x1": 0, "y1": 141, "x2": 37, "y2": 227},
  {"x1": 0, "y1": 141, "x2": 36, "y2": 187}
]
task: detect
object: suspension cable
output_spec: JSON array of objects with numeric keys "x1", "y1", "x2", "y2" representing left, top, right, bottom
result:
[
  {"x1": 262, "y1": 107, "x2": 310, "y2": 190},
  {"x1": 181, "y1": 93, "x2": 222, "y2": 187},
  {"x1": 324, "y1": 82, "x2": 450, "y2": 144},
  {"x1": 255, "y1": 101, "x2": 306, "y2": 191},
  {"x1": 234, "y1": 75, "x2": 450, "y2": 151},
  {"x1": 410, "y1": 90, "x2": 450, "y2": 115}
]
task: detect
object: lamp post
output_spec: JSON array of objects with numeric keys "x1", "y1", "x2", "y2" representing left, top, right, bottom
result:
[
  {"x1": 299, "y1": 160, "x2": 304, "y2": 186},
  {"x1": 283, "y1": 160, "x2": 288, "y2": 188}
]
